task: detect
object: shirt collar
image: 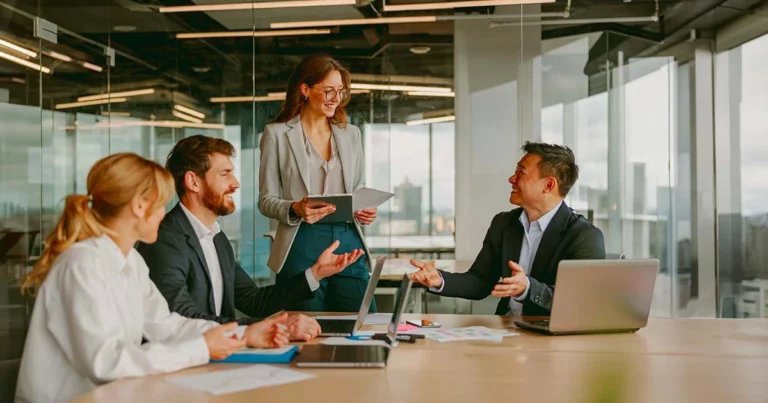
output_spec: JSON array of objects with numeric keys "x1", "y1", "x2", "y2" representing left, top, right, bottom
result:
[
  {"x1": 93, "y1": 233, "x2": 134, "y2": 274},
  {"x1": 520, "y1": 201, "x2": 563, "y2": 233},
  {"x1": 180, "y1": 202, "x2": 221, "y2": 240}
]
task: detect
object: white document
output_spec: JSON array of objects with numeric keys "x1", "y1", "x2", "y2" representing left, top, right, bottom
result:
[
  {"x1": 314, "y1": 312, "x2": 392, "y2": 325},
  {"x1": 165, "y1": 365, "x2": 314, "y2": 396},
  {"x1": 352, "y1": 187, "x2": 395, "y2": 211},
  {"x1": 321, "y1": 337, "x2": 390, "y2": 348},
  {"x1": 416, "y1": 326, "x2": 519, "y2": 343}
]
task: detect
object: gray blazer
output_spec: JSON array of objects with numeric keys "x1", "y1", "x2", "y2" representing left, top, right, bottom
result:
[{"x1": 258, "y1": 114, "x2": 371, "y2": 273}]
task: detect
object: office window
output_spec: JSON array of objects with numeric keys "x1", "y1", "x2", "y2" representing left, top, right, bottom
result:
[
  {"x1": 715, "y1": 33, "x2": 768, "y2": 318},
  {"x1": 539, "y1": 34, "x2": 679, "y2": 317}
]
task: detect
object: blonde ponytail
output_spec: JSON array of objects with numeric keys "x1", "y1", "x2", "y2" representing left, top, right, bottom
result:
[
  {"x1": 21, "y1": 153, "x2": 174, "y2": 296},
  {"x1": 21, "y1": 194, "x2": 110, "y2": 296}
]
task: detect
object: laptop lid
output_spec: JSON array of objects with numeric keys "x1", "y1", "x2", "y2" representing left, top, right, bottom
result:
[
  {"x1": 383, "y1": 275, "x2": 413, "y2": 347},
  {"x1": 351, "y1": 255, "x2": 387, "y2": 331},
  {"x1": 548, "y1": 259, "x2": 659, "y2": 333}
]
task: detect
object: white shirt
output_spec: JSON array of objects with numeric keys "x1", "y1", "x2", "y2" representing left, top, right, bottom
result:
[
  {"x1": 432, "y1": 202, "x2": 563, "y2": 315},
  {"x1": 16, "y1": 234, "x2": 217, "y2": 403},
  {"x1": 508, "y1": 201, "x2": 562, "y2": 315},
  {"x1": 180, "y1": 203, "x2": 225, "y2": 315},
  {"x1": 180, "y1": 203, "x2": 319, "y2": 311}
]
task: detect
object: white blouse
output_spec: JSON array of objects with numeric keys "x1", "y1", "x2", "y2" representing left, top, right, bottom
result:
[{"x1": 15, "y1": 234, "x2": 218, "y2": 403}]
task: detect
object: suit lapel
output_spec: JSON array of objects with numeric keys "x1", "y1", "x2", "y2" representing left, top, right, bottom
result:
[
  {"x1": 501, "y1": 211, "x2": 524, "y2": 278},
  {"x1": 497, "y1": 210, "x2": 524, "y2": 315},
  {"x1": 529, "y1": 202, "x2": 571, "y2": 279},
  {"x1": 214, "y1": 234, "x2": 235, "y2": 318},
  {"x1": 170, "y1": 205, "x2": 215, "y2": 313},
  {"x1": 285, "y1": 115, "x2": 311, "y2": 194},
  {"x1": 332, "y1": 124, "x2": 354, "y2": 193}
]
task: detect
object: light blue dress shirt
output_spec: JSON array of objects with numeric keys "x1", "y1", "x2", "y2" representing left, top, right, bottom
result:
[{"x1": 508, "y1": 201, "x2": 562, "y2": 315}]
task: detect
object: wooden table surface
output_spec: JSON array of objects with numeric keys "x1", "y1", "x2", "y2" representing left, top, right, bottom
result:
[{"x1": 73, "y1": 315, "x2": 768, "y2": 403}]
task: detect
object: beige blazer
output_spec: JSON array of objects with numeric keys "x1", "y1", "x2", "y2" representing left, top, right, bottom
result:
[{"x1": 258, "y1": 114, "x2": 371, "y2": 273}]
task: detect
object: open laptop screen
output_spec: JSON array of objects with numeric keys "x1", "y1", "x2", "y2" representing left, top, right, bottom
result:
[{"x1": 386, "y1": 275, "x2": 413, "y2": 345}]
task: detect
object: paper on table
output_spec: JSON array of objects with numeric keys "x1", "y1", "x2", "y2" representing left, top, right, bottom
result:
[
  {"x1": 352, "y1": 187, "x2": 395, "y2": 211},
  {"x1": 165, "y1": 365, "x2": 314, "y2": 396},
  {"x1": 414, "y1": 326, "x2": 519, "y2": 342},
  {"x1": 321, "y1": 337, "x2": 390, "y2": 348}
]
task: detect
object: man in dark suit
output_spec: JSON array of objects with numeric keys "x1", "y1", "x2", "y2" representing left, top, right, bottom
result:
[
  {"x1": 408, "y1": 142, "x2": 605, "y2": 316},
  {"x1": 138, "y1": 135, "x2": 364, "y2": 341}
]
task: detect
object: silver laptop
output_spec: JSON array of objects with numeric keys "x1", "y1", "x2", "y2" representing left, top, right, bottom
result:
[
  {"x1": 294, "y1": 275, "x2": 413, "y2": 368},
  {"x1": 317, "y1": 255, "x2": 385, "y2": 336},
  {"x1": 514, "y1": 259, "x2": 659, "y2": 335}
]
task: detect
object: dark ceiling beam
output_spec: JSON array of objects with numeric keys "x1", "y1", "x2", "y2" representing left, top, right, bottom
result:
[
  {"x1": 542, "y1": 22, "x2": 664, "y2": 43},
  {"x1": 272, "y1": 34, "x2": 453, "y2": 59},
  {"x1": 151, "y1": 0, "x2": 239, "y2": 68},
  {"x1": 582, "y1": 0, "x2": 738, "y2": 80}
]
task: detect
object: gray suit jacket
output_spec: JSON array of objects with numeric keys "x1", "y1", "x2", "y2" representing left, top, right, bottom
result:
[{"x1": 258, "y1": 114, "x2": 371, "y2": 273}]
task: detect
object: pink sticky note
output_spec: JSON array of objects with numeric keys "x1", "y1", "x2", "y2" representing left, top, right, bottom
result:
[{"x1": 397, "y1": 324, "x2": 418, "y2": 332}]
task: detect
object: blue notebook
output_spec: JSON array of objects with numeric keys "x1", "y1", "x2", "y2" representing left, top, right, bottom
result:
[{"x1": 210, "y1": 345, "x2": 299, "y2": 364}]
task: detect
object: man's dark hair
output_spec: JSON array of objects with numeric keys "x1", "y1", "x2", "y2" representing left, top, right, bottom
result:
[
  {"x1": 166, "y1": 135, "x2": 236, "y2": 197},
  {"x1": 522, "y1": 141, "x2": 579, "y2": 197}
]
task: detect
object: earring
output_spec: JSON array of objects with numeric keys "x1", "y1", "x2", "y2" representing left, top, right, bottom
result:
[{"x1": 304, "y1": 95, "x2": 308, "y2": 101}]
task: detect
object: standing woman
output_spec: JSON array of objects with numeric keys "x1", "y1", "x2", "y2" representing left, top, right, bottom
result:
[
  {"x1": 259, "y1": 54, "x2": 378, "y2": 312},
  {"x1": 16, "y1": 153, "x2": 288, "y2": 403}
]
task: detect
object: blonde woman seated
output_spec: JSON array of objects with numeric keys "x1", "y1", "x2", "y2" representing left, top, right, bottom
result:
[{"x1": 15, "y1": 153, "x2": 362, "y2": 402}]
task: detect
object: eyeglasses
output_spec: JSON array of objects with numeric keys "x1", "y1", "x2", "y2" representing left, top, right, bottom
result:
[{"x1": 311, "y1": 87, "x2": 350, "y2": 101}]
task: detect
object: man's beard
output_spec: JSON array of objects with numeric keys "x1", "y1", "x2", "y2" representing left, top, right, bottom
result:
[{"x1": 202, "y1": 182, "x2": 236, "y2": 217}]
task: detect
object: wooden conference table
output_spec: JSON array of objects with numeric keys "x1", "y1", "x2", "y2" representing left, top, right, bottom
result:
[{"x1": 74, "y1": 315, "x2": 768, "y2": 403}]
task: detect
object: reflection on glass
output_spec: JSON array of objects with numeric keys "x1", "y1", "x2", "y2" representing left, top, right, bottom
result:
[
  {"x1": 539, "y1": 33, "x2": 679, "y2": 317},
  {"x1": 717, "y1": 33, "x2": 768, "y2": 319}
]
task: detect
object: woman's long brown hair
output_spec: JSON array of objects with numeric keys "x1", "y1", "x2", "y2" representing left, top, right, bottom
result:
[{"x1": 273, "y1": 53, "x2": 352, "y2": 127}]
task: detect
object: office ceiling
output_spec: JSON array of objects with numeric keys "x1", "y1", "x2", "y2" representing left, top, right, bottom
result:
[{"x1": 0, "y1": 0, "x2": 765, "y2": 121}]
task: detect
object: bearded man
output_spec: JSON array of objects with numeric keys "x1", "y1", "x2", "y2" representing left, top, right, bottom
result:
[{"x1": 137, "y1": 135, "x2": 363, "y2": 342}]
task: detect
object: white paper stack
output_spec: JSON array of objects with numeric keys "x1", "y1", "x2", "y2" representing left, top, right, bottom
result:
[
  {"x1": 411, "y1": 326, "x2": 519, "y2": 343},
  {"x1": 165, "y1": 365, "x2": 314, "y2": 396}
]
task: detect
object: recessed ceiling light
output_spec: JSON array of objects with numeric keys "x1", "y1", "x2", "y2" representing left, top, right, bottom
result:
[
  {"x1": 113, "y1": 26, "x2": 136, "y2": 32},
  {"x1": 410, "y1": 46, "x2": 431, "y2": 55},
  {"x1": 159, "y1": 0, "x2": 356, "y2": 13},
  {"x1": 383, "y1": 0, "x2": 556, "y2": 12}
]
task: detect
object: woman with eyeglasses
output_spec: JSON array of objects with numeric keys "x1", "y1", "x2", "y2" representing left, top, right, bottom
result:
[{"x1": 258, "y1": 53, "x2": 377, "y2": 313}]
